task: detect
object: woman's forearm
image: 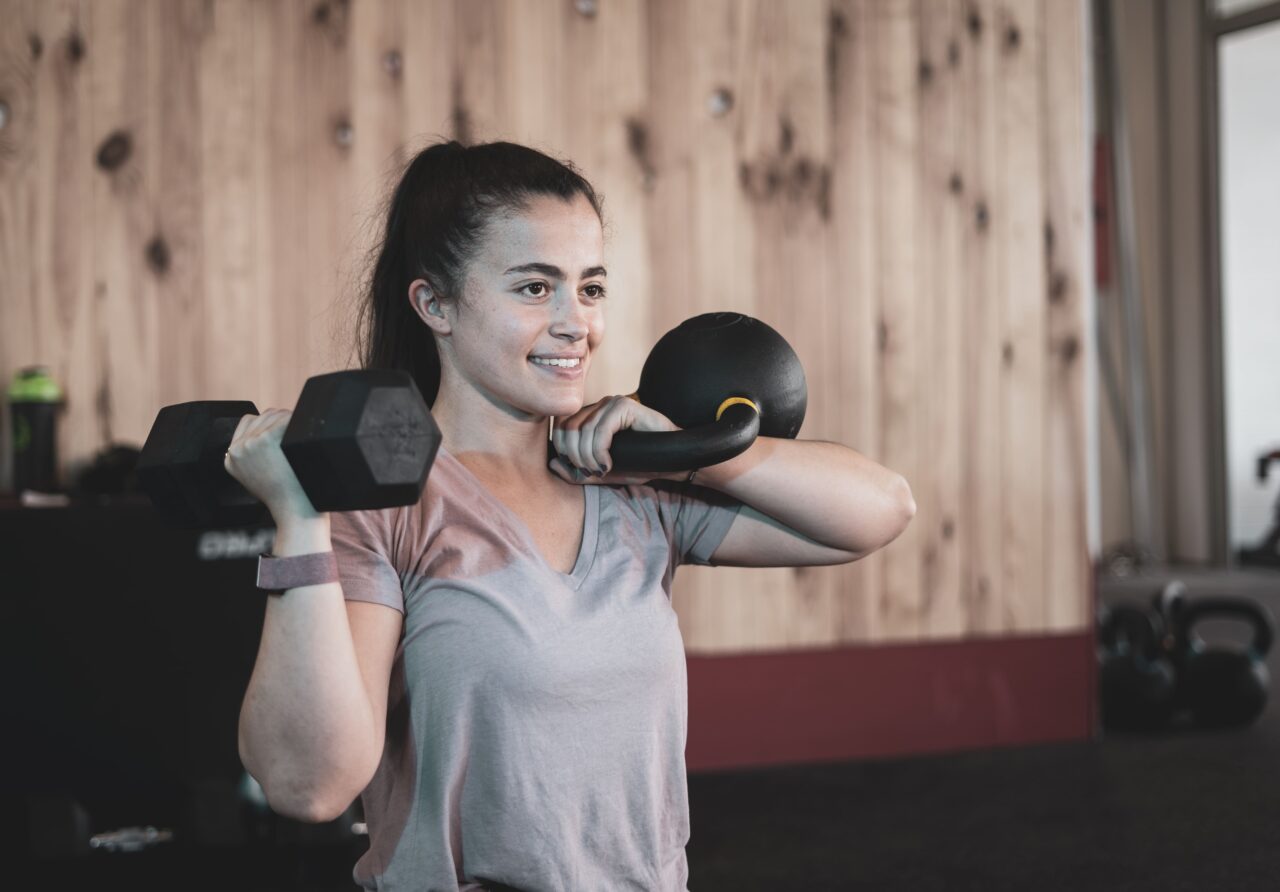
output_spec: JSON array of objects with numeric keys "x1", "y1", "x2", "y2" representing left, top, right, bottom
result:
[{"x1": 692, "y1": 436, "x2": 916, "y2": 554}]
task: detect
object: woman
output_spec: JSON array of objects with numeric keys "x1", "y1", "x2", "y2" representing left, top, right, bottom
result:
[{"x1": 233, "y1": 140, "x2": 916, "y2": 892}]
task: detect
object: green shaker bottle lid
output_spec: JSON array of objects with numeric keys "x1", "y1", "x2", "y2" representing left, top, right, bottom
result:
[{"x1": 8, "y1": 366, "x2": 64, "y2": 403}]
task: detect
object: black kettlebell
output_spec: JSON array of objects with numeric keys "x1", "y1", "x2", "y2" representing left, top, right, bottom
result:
[
  {"x1": 1171, "y1": 596, "x2": 1274, "y2": 730},
  {"x1": 1098, "y1": 601, "x2": 1179, "y2": 732},
  {"x1": 604, "y1": 312, "x2": 807, "y2": 474}
]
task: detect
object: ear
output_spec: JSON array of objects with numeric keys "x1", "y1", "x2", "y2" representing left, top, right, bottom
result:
[{"x1": 409, "y1": 278, "x2": 451, "y2": 335}]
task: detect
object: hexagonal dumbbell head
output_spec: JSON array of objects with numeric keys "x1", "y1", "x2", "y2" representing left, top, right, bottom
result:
[{"x1": 281, "y1": 369, "x2": 440, "y2": 513}]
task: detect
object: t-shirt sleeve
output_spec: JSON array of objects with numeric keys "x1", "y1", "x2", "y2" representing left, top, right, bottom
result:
[
  {"x1": 650, "y1": 478, "x2": 744, "y2": 568},
  {"x1": 329, "y1": 507, "x2": 405, "y2": 614}
]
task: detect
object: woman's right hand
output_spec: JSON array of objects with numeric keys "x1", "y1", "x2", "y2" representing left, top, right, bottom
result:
[{"x1": 224, "y1": 409, "x2": 326, "y2": 522}]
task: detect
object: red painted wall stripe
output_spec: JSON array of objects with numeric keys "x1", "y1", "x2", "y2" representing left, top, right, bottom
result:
[{"x1": 686, "y1": 633, "x2": 1095, "y2": 772}]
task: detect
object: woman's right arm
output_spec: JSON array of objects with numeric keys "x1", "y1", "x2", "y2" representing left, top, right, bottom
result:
[
  {"x1": 237, "y1": 512, "x2": 404, "y2": 822},
  {"x1": 227, "y1": 407, "x2": 404, "y2": 822}
]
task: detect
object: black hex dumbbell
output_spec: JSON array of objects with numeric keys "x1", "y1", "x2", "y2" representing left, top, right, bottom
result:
[{"x1": 136, "y1": 369, "x2": 440, "y2": 528}]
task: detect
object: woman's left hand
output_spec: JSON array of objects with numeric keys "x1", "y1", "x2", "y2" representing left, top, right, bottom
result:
[{"x1": 550, "y1": 395, "x2": 683, "y2": 485}]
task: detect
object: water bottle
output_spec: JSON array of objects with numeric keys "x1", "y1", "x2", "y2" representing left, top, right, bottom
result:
[{"x1": 8, "y1": 366, "x2": 64, "y2": 494}]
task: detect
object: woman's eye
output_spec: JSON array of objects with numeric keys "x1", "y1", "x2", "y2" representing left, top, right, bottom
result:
[{"x1": 520, "y1": 282, "x2": 606, "y2": 299}]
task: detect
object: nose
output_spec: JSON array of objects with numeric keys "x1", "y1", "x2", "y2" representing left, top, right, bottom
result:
[{"x1": 548, "y1": 290, "x2": 592, "y2": 340}]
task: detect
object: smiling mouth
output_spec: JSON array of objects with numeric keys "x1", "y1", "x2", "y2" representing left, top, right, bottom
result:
[{"x1": 529, "y1": 357, "x2": 583, "y2": 368}]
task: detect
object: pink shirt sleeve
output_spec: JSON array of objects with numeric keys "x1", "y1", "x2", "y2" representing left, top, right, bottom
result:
[
  {"x1": 330, "y1": 506, "x2": 405, "y2": 613},
  {"x1": 649, "y1": 478, "x2": 744, "y2": 567}
]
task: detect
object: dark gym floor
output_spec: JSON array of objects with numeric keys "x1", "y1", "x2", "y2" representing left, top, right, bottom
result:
[
  {"x1": 20, "y1": 565, "x2": 1280, "y2": 891},
  {"x1": 685, "y1": 564, "x2": 1280, "y2": 891}
]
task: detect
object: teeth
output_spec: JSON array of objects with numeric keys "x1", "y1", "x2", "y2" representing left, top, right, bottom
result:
[{"x1": 531, "y1": 357, "x2": 580, "y2": 368}]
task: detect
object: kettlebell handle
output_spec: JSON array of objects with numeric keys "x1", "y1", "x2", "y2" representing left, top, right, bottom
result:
[
  {"x1": 609, "y1": 400, "x2": 761, "y2": 473},
  {"x1": 1099, "y1": 603, "x2": 1163, "y2": 660},
  {"x1": 1172, "y1": 596, "x2": 1276, "y2": 657}
]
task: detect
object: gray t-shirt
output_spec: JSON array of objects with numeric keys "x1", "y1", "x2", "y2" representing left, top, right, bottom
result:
[{"x1": 329, "y1": 445, "x2": 742, "y2": 891}]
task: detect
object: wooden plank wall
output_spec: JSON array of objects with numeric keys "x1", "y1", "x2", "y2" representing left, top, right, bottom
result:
[{"x1": 0, "y1": 0, "x2": 1091, "y2": 650}]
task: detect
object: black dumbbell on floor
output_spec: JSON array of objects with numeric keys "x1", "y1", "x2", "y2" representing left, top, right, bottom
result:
[{"x1": 137, "y1": 369, "x2": 441, "y2": 528}]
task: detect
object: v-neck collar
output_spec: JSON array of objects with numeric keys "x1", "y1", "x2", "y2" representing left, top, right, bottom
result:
[{"x1": 437, "y1": 446, "x2": 600, "y2": 590}]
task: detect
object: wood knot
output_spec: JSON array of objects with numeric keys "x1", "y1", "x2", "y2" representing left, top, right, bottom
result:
[
  {"x1": 626, "y1": 117, "x2": 648, "y2": 161},
  {"x1": 1002, "y1": 341, "x2": 1014, "y2": 365},
  {"x1": 949, "y1": 173, "x2": 964, "y2": 195},
  {"x1": 451, "y1": 77, "x2": 473, "y2": 146},
  {"x1": 1004, "y1": 24, "x2": 1021, "y2": 51},
  {"x1": 96, "y1": 130, "x2": 132, "y2": 172},
  {"x1": 625, "y1": 117, "x2": 657, "y2": 192},
  {"x1": 829, "y1": 9, "x2": 849, "y2": 40},
  {"x1": 918, "y1": 59, "x2": 934, "y2": 85},
  {"x1": 967, "y1": 9, "x2": 983, "y2": 38},
  {"x1": 29, "y1": 33, "x2": 43, "y2": 60},
  {"x1": 739, "y1": 155, "x2": 830, "y2": 219},
  {"x1": 333, "y1": 119, "x2": 354, "y2": 148},
  {"x1": 1060, "y1": 334, "x2": 1080, "y2": 362},
  {"x1": 311, "y1": 0, "x2": 349, "y2": 46},
  {"x1": 948, "y1": 40, "x2": 961, "y2": 67},
  {"x1": 708, "y1": 86, "x2": 734, "y2": 117},
  {"x1": 778, "y1": 114, "x2": 795, "y2": 155},
  {"x1": 942, "y1": 517, "x2": 955, "y2": 540},
  {"x1": 66, "y1": 30, "x2": 85, "y2": 63},
  {"x1": 1049, "y1": 271, "x2": 1069, "y2": 303},
  {"x1": 878, "y1": 318, "x2": 889, "y2": 352},
  {"x1": 975, "y1": 200, "x2": 989, "y2": 231},
  {"x1": 1044, "y1": 221, "x2": 1056, "y2": 252},
  {"x1": 817, "y1": 165, "x2": 832, "y2": 222},
  {"x1": 145, "y1": 235, "x2": 171, "y2": 275},
  {"x1": 383, "y1": 49, "x2": 402, "y2": 80}
]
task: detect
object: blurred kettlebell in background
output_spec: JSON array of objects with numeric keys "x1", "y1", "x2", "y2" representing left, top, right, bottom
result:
[
  {"x1": 1171, "y1": 595, "x2": 1274, "y2": 730},
  {"x1": 1099, "y1": 580, "x2": 1274, "y2": 732},
  {"x1": 1098, "y1": 596, "x2": 1179, "y2": 732}
]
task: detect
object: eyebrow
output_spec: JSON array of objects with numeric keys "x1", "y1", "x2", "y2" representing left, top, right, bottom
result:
[{"x1": 503, "y1": 262, "x2": 607, "y2": 279}]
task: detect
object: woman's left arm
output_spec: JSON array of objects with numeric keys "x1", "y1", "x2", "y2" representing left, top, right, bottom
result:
[
  {"x1": 551, "y1": 396, "x2": 916, "y2": 568},
  {"x1": 692, "y1": 436, "x2": 917, "y2": 568}
]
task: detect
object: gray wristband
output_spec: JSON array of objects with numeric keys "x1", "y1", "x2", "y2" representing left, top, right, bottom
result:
[{"x1": 256, "y1": 550, "x2": 339, "y2": 594}]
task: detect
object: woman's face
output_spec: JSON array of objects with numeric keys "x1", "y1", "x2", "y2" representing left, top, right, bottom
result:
[{"x1": 418, "y1": 192, "x2": 607, "y2": 420}]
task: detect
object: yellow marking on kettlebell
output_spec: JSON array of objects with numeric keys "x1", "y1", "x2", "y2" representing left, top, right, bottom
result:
[
  {"x1": 624, "y1": 392, "x2": 756, "y2": 421},
  {"x1": 716, "y1": 397, "x2": 759, "y2": 421}
]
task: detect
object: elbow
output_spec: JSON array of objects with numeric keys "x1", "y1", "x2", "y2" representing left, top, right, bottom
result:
[
  {"x1": 894, "y1": 475, "x2": 917, "y2": 524},
  {"x1": 878, "y1": 477, "x2": 916, "y2": 549},
  {"x1": 293, "y1": 794, "x2": 355, "y2": 825},
  {"x1": 265, "y1": 781, "x2": 354, "y2": 824},
  {"x1": 272, "y1": 757, "x2": 375, "y2": 824},
  {"x1": 237, "y1": 714, "x2": 373, "y2": 825}
]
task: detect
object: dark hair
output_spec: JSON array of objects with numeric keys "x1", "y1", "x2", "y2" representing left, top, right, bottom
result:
[{"x1": 354, "y1": 139, "x2": 607, "y2": 407}]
